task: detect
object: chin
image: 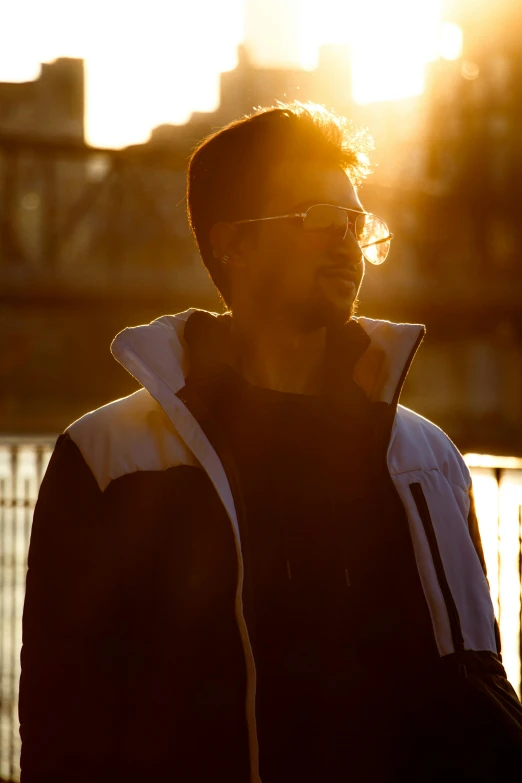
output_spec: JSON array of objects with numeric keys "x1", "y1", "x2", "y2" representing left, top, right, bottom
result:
[{"x1": 300, "y1": 296, "x2": 358, "y2": 331}]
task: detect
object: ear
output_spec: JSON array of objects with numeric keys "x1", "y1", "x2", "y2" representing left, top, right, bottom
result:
[{"x1": 210, "y1": 221, "x2": 248, "y2": 268}]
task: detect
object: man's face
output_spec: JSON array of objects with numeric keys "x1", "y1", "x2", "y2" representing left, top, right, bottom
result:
[{"x1": 234, "y1": 159, "x2": 365, "y2": 330}]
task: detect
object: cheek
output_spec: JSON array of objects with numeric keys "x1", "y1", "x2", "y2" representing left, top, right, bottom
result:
[
  {"x1": 250, "y1": 231, "x2": 295, "y2": 283},
  {"x1": 268, "y1": 245, "x2": 316, "y2": 297},
  {"x1": 248, "y1": 228, "x2": 323, "y2": 298}
]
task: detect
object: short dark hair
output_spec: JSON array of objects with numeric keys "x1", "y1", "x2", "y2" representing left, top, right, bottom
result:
[{"x1": 187, "y1": 102, "x2": 373, "y2": 307}]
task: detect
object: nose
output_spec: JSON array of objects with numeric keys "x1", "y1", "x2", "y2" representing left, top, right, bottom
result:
[{"x1": 329, "y1": 222, "x2": 364, "y2": 267}]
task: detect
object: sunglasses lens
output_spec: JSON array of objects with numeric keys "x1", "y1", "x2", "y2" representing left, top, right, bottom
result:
[
  {"x1": 302, "y1": 206, "x2": 392, "y2": 264},
  {"x1": 356, "y1": 214, "x2": 391, "y2": 265},
  {"x1": 302, "y1": 205, "x2": 347, "y2": 238}
]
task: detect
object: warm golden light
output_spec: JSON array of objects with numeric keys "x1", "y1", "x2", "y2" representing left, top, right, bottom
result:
[
  {"x1": 461, "y1": 61, "x2": 480, "y2": 80},
  {"x1": 439, "y1": 22, "x2": 463, "y2": 61},
  {"x1": 469, "y1": 468, "x2": 501, "y2": 618},
  {"x1": 301, "y1": 0, "x2": 442, "y2": 104},
  {"x1": 1, "y1": 0, "x2": 452, "y2": 148},
  {"x1": 465, "y1": 454, "x2": 522, "y2": 469},
  {"x1": 1, "y1": 0, "x2": 243, "y2": 148},
  {"x1": 498, "y1": 471, "x2": 522, "y2": 696},
  {"x1": 467, "y1": 458, "x2": 522, "y2": 698},
  {"x1": 351, "y1": 0, "x2": 442, "y2": 104}
]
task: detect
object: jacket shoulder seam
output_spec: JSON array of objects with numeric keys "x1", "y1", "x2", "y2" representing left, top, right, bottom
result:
[
  {"x1": 99, "y1": 462, "x2": 202, "y2": 495},
  {"x1": 67, "y1": 389, "x2": 199, "y2": 492}
]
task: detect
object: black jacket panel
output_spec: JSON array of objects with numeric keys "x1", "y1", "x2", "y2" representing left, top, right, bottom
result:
[{"x1": 19, "y1": 434, "x2": 249, "y2": 782}]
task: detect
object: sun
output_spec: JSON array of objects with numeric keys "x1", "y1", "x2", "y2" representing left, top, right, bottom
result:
[{"x1": 300, "y1": 0, "x2": 449, "y2": 104}]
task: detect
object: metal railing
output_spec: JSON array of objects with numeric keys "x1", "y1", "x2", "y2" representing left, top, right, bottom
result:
[
  {"x1": 0, "y1": 438, "x2": 54, "y2": 783},
  {"x1": 464, "y1": 454, "x2": 522, "y2": 700},
  {"x1": 0, "y1": 439, "x2": 521, "y2": 782}
]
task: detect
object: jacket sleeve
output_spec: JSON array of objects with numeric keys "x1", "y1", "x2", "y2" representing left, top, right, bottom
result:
[{"x1": 19, "y1": 433, "x2": 121, "y2": 782}]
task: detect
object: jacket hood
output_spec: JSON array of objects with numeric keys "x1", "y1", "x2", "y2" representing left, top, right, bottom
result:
[{"x1": 111, "y1": 308, "x2": 425, "y2": 408}]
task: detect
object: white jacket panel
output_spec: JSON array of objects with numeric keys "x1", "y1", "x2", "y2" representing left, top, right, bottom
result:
[{"x1": 390, "y1": 406, "x2": 497, "y2": 656}]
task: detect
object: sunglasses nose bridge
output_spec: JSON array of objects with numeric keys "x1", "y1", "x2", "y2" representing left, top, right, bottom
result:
[
  {"x1": 346, "y1": 213, "x2": 364, "y2": 247},
  {"x1": 332, "y1": 210, "x2": 352, "y2": 242},
  {"x1": 330, "y1": 215, "x2": 364, "y2": 264},
  {"x1": 342, "y1": 214, "x2": 350, "y2": 241}
]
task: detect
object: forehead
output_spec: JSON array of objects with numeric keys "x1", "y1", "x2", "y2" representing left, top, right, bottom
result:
[{"x1": 263, "y1": 159, "x2": 362, "y2": 213}]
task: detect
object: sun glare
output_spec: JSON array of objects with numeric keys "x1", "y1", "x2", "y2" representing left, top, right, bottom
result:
[
  {"x1": 2, "y1": 0, "x2": 458, "y2": 147},
  {"x1": 467, "y1": 459, "x2": 522, "y2": 697},
  {"x1": 1, "y1": 0, "x2": 243, "y2": 149},
  {"x1": 301, "y1": 0, "x2": 443, "y2": 104},
  {"x1": 439, "y1": 22, "x2": 464, "y2": 61},
  {"x1": 84, "y1": 0, "x2": 244, "y2": 148}
]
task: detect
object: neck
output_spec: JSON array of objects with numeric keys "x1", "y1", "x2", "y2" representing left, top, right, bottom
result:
[{"x1": 226, "y1": 313, "x2": 328, "y2": 395}]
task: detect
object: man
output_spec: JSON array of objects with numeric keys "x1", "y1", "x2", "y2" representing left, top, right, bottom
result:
[{"x1": 20, "y1": 103, "x2": 522, "y2": 782}]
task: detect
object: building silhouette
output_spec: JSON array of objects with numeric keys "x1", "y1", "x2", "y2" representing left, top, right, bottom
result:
[
  {"x1": 0, "y1": 58, "x2": 84, "y2": 141},
  {"x1": 0, "y1": 58, "x2": 215, "y2": 433}
]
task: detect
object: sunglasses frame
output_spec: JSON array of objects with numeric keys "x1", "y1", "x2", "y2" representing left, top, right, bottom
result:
[{"x1": 231, "y1": 203, "x2": 394, "y2": 264}]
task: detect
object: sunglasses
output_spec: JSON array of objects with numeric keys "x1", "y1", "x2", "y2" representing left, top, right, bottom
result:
[{"x1": 232, "y1": 203, "x2": 394, "y2": 265}]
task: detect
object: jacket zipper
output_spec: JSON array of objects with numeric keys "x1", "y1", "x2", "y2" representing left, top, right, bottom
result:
[
  {"x1": 176, "y1": 384, "x2": 262, "y2": 780},
  {"x1": 176, "y1": 385, "x2": 258, "y2": 649},
  {"x1": 409, "y1": 482, "x2": 465, "y2": 655}
]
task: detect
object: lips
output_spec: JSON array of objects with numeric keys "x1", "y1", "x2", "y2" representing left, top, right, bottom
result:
[{"x1": 320, "y1": 267, "x2": 359, "y2": 283}]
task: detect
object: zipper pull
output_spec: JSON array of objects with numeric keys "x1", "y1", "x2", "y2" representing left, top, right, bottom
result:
[
  {"x1": 286, "y1": 560, "x2": 292, "y2": 580},
  {"x1": 345, "y1": 568, "x2": 351, "y2": 588}
]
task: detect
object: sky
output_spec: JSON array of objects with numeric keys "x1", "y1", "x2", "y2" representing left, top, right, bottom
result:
[{"x1": 0, "y1": 0, "x2": 461, "y2": 148}]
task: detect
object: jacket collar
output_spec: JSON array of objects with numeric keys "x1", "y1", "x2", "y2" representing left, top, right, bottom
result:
[
  {"x1": 110, "y1": 307, "x2": 425, "y2": 603},
  {"x1": 111, "y1": 308, "x2": 425, "y2": 408}
]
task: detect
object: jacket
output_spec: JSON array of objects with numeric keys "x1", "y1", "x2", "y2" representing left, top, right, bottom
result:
[{"x1": 19, "y1": 308, "x2": 522, "y2": 782}]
